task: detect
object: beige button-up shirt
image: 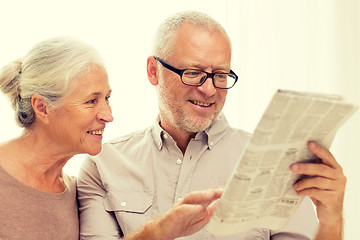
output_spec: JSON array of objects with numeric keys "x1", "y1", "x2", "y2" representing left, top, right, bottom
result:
[{"x1": 77, "y1": 114, "x2": 317, "y2": 239}]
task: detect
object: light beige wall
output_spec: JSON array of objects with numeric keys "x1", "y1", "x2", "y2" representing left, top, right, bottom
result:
[{"x1": 0, "y1": 0, "x2": 359, "y2": 239}]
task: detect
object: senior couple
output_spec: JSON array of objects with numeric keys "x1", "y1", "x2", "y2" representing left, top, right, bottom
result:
[{"x1": 0, "y1": 11, "x2": 345, "y2": 240}]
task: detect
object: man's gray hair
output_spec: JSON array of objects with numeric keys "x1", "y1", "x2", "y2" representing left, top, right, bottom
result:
[{"x1": 152, "y1": 11, "x2": 231, "y2": 60}]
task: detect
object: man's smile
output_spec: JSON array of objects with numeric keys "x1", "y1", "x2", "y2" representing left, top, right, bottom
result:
[{"x1": 189, "y1": 100, "x2": 214, "y2": 107}]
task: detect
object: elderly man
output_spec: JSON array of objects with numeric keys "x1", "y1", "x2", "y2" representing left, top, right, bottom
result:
[{"x1": 77, "y1": 11, "x2": 345, "y2": 240}]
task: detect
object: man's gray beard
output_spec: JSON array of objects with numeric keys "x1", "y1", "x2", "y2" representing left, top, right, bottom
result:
[
  {"x1": 157, "y1": 76, "x2": 218, "y2": 134},
  {"x1": 179, "y1": 112, "x2": 215, "y2": 133},
  {"x1": 159, "y1": 98, "x2": 217, "y2": 133}
]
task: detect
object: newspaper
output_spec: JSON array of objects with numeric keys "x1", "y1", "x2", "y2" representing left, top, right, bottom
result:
[{"x1": 207, "y1": 89, "x2": 358, "y2": 236}]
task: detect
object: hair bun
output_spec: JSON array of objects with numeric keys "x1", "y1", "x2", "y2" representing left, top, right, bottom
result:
[{"x1": 0, "y1": 59, "x2": 23, "y2": 107}]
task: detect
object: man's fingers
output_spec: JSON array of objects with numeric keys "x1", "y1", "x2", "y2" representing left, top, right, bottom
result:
[
  {"x1": 180, "y1": 187, "x2": 223, "y2": 205},
  {"x1": 294, "y1": 176, "x2": 340, "y2": 191},
  {"x1": 290, "y1": 142, "x2": 345, "y2": 180},
  {"x1": 291, "y1": 162, "x2": 336, "y2": 179},
  {"x1": 307, "y1": 142, "x2": 340, "y2": 169}
]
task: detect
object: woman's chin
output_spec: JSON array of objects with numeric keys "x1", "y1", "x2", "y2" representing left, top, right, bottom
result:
[{"x1": 85, "y1": 145, "x2": 102, "y2": 156}]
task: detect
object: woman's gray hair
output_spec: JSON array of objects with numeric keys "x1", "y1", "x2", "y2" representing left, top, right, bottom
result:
[
  {"x1": 152, "y1": 10, "x2": 231, "y2": 60},
  {"x1": 0, "y1": 37, "x2": 104, "y2": 128}
]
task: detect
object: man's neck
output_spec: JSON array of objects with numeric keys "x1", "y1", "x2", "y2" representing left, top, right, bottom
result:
[{"x1": 159, "y1": 121, "x2": 196, "y2": 155}]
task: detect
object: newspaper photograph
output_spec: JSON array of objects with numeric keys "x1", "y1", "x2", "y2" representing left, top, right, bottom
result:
[{"x1": 207, "y1": 89, "x2": 358, "y2": 235}]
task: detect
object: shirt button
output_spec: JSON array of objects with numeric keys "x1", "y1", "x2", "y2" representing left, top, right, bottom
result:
[
  {"x1": 209, "y1": 141, "x2": 214, "y2": 147},
  {"x1": 158, "y1": 141, "x2": 161, "y2": 147},
  {"x1": 163, "y1": 134, "x2": 168, "y2": 139},
  {"x1": 176, "y1": 159, "x2": 182, "y2": 165},
  {"x1": 120, "y1": 201, "x2": 127, "y2": 207},
  {"x1": 177, "y1": 197, "x2": 182, "y2": 202}
]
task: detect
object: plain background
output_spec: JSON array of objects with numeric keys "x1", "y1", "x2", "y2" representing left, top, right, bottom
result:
[{"x1": 0, "y1": 0, "x2": 359, "y2": 239}]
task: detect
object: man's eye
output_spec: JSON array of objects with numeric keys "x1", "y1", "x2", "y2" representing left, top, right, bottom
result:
[
  {"x1": 215, "y1": 74, "x2": 228, "y2": 82},
  {"x1": 105, "y1": 95, "x2": 111, "y2": 101},
  {"x1": 217, "y1": 74, "x2": 227, "y2": 79},
  {"x1": 184, "y1": 70, "x2": 201, "y2": 78}
]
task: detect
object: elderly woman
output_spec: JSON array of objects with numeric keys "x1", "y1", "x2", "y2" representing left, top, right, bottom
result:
[{"x1": 0, "y1": 37, "x2": 222, "y2": 240}]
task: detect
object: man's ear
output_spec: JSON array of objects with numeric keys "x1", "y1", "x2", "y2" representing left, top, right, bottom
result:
[
  {"x1": 147, "y1": 56, "x2": 159, "y2": 86},
  {"x1": 31, "y1": 94, "x2": 49, "y2": 124}
]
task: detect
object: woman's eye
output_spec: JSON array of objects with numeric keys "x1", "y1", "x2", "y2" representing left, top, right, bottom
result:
[{"x1": 86, "y1": 99, "x2": 97, "y2": 104}]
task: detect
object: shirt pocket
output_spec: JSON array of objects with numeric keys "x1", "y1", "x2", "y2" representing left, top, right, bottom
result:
[{"x1": 103, "y1": 190, "x2": 153, "y2": 235}]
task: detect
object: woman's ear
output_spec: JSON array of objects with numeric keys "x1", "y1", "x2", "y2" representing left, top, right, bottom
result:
[
  {"x1": 147, "y1": 56, "x2": 159, "y2": 86},
  {"x1": 31, "y1": 94, "x2": 49, "y2": 124}
]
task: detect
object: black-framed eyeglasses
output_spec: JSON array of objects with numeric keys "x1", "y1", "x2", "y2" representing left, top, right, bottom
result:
[{"x1": 153, "y1": 56, "x2": 238, "y2": 89}]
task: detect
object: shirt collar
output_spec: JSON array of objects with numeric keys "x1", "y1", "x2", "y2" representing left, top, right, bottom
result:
[
  {"x1": 151, "y1": 113, "x2": 230, "y2": 151},
  {"x1": 152, "y1": 116, "x2": 165, "y2": 150},
  {"x1": 203, "y1": 113, "x2": 230, "y2": 149}
]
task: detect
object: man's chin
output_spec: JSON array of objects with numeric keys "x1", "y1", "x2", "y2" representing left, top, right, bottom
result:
[{"x1": 182, "y1": 117, "x2": 214, "y2": 133}]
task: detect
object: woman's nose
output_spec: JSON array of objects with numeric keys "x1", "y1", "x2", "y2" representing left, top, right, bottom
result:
[{"x1": 97, "y1": 104, "x2": 113, "y2": 123}]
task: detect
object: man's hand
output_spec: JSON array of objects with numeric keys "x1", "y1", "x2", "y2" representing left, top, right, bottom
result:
[
  {"x1": 290, "y1": 141, "x2": 346, "y2": 240},
  {"x1": 124, "y1": 187, "x2": 223, "y2": 240}
]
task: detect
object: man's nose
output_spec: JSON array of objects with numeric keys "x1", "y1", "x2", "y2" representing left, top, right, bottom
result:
[{"x1": 197, "y1": 76, "x2": 216, "y2": 96}]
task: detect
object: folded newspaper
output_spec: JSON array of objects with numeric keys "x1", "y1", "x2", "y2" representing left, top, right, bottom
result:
[{"x1": 207, "y1": 89, "x2": 358, "y2": 235}]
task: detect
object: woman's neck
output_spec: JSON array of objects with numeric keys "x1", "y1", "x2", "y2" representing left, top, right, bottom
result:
[{"x1": 0, "y1": 131, "x2": 72, "y2": 193}]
